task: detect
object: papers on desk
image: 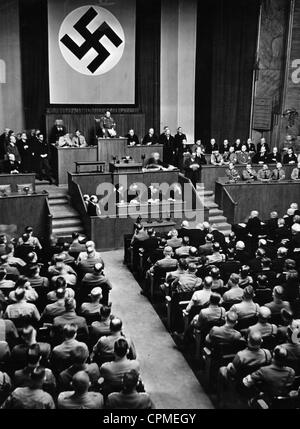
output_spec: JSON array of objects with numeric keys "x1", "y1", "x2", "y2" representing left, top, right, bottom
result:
[{"x1": 238, "y1": 223, "x2": 247, "y2": 227}]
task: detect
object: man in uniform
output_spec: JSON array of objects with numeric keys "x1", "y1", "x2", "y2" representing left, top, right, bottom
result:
[
  {"x1": 291, "y1": 161, "x2": 300, "y2": 181},
  {"x1": 271, "y1": 162, "x2": 286, "y2": 181},
  {"x1": 257, "y1": 164, "x2": 272, "y2": 182},
  {"x1": 225, "y1": 162, "x2": 241, "y2": 182},
  {"x1": 99, "y1": 111, "x2": 116, "y2": 138},
  {"x1": 242, "y1": 163, "x2": 257, "y2": 181}
]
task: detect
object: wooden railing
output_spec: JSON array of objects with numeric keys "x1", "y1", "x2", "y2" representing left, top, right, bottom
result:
[
  {"x1": 215, "y1": 181, "x2": 237, "y2": 225},
  {"x1": 68, "y1": 177, "x2": 91, "y2": 238}
]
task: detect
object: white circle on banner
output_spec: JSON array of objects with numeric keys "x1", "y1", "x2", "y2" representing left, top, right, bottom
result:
[{"x1": 58, "y1": 5, "x2": 125, "y2": 76}]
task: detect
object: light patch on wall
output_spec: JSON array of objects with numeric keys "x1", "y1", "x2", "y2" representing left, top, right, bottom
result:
[{"x1": 0, "y1": 59, "x2": 6, "y2": 83}]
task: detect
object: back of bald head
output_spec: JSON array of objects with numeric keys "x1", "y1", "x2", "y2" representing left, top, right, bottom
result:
[{"x1": 72, "y1": 371, "x2": 90, "y2": 394}]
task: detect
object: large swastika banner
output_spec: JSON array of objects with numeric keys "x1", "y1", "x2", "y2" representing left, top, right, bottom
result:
[{"x1": 48, "y1": 0, "x2": 136, "y2": 104}]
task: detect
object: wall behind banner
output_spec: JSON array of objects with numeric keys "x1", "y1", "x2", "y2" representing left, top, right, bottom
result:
[{"x1": 0, "y1": 0, "x2": 24, "y2": 132}]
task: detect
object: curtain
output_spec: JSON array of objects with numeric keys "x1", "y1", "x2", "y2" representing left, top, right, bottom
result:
[
  {"x1": 195, "y1": 0, "x2": 260, "y2": 145},
  {"x1": 0, "y1": 0, "x2": 24, "y2": 132},
  {"x1": 19, "y1": 0, "x2": 49, "y2": 132}
]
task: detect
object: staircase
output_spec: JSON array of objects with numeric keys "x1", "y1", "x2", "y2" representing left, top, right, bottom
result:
[
  {"x1": 197, "y1": 184, "x2": 232, "y2": 236},
  {"x1": 35, "y1": 182, "x2": 85, "y2": 239}
]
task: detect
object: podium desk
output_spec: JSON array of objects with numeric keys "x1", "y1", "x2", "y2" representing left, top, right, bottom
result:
[
  {"x1": 51, "y1": 145, "x2": 98, "y2": 185},
  {"x1": 109, "y1": 162, "x2": 143, "y2": 174}
]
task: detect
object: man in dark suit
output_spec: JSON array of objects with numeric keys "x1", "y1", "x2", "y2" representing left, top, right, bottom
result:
[
  {"x1": 49, "y1": 120, "x2": 67, "y2": 144},
  {"x1": 205, "y1": 138, "x2": 218, "y2": 154},
  {"x1": 159, "y1": 129, "x2": 176, "y2": 165},
  {"x1": 142, "y1": 128, "x2": 159, "y2": 146}
]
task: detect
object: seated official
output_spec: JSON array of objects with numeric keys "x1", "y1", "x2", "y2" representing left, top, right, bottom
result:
[
  {"x1": 58, "y1": 344, "x2": 100, "y2": 392},
  {"x1": 252, "y1": 147, "x2": 269, "y2": 164},
  {"x1": 106, "y1": 369, "x2": 154, "y2": 409},
  {"x1": 99, "y1": 338, "x2": 140, "y2": 396},
  {"x1": 230, "y1": 286, "x2": 260, "y2": 320},
  {"x1": 71, "y1": 130, "x2": 87, "y2": 148},
  {"x1": 4, "y1": 153, "x2": 20, "y2": 174},
  {"x1": 257, "y1": 164, "x2": 272, "y2": 181},
  {"x1": 1, "y1": 367, "x2": 55, "y2": 409},
  {"x1": 171, "y1": 263, "x2": 202, "y2": 294},
  {"x1": 291, "y1": 161, "x2": 300, "y2": 181},
  {"x1": 219, "y1": 139, "x2": 231, "y2": 154},
  {"x1": 99, "y1": 111, "x2": 116, "y2": 138},
  {"x1": 77, "y1": 241, "x2": 104, "y2": 274},
  {"x1": 268, "y1": 147, "x2": 281, "y2": 164},
  {"x1": 257, "y1": 137, "x2": 270, "y2": 154},
  {"x1": 280, "y1": 327, "x2": 300, "y2": 372},
  {"x1": 58, "y1": 133, "x2": 73, "y2": 147},
  {"x1": 184, "y1": 276, "x2": 213, "y2": 315},
  {"x1": 223, "y1": 146, "x2": 237, "y2": 165},
  {"x1": 145, "y1": 152, "x2": 175, "y2": 170},
  {"x1": 49, "y1": 119, "x2": 67, "y2": 144},
  {"x1": 205, "y1": 310, "x2": 242, "y2": 347},
  {"x1": 206, "y1": 138, "x2": 219, "y2": 154},
  {"x1": 13, "y1": 344, "x2": 56, "y2": 397},
  {"x1": 271, "y1": 162, "x2": 285, "y2": 181},
  {"x1": 233, "y1": 138, "x2": 242, "y2": 152},
  {"x1": 236, "y1": 145, "x2": 251, "y2": 165},
  {"x1": 222, "y1": 273, "x2": 243, "y2": 303},
  {"x1": 80, "y1": 287, "x2": 103, "y2": 317},
  {"x1": 243, "y1": 346, "x2": 295, "y2": 402},
  {"x1": 92, "y1": 318, "x2": 136, "y2": 364},
  {"x1": 245, "y1": 138, "x2": 256, "y2": 153},
  {"x1": 210, "y1": 150, "x2": 223, "y2": 166},
  {"x1": 142, "y1": 128, "x2": 159, "y2": 146},
  {"x1": 192, "y1": 293, "x2": 225, "y2": 330},
  {"x1": 242, "y1": 163, "x2": 257, "y2": 181},
  {"x1": 53, "y1": 298, "x2": 89, "y2": 339},
  {"x1": 126, "y1": 129, "x2": 139, "y2": 146},
  {"x1": 283, "y1": 148, "x2": 297, "y2": 165},
  {"x1": 220, "y1": 332, "x2": 272, "y2": 382},
  {"x1": 51, "y1": 324, "x2": 89, "y2": 373},
  {"x1": 81, "y1": 263, "x2": 112, "y2": 305},
  {"x1": 225, "y1": 162, "x2": 241, "y2": 182},
  {"x1": 4, "y1": 287, "x2": 40, "y2": 323},
  {"x1": 58, "y1": 371, "x2": 104, "y2": 409},
  {"x1": 41, "y1": 287, "x2": 68, "y2": 322},
  {"x1": 248, "y1": 306, "x2": 277, "y2": 338},
  {"x1": 90, "y1": 306, "x2": 112, "y2": 340},
  {"x1": 166, "y1": 229, "x2": 182, "y2": 249}
]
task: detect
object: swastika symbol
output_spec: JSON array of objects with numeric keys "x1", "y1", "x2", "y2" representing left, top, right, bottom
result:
[{"x1": 58, "y1": 6, "x2": 125, "y2": 76}]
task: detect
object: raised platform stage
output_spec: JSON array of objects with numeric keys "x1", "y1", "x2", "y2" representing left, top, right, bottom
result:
[
  {"x1": 68, "y1": 170, "x2": 207, "y2": 250},
  {"x1": 51, "y1": 141, "x2": 163, "y2": 185},
  {"x1": 215, "y1": 177, "x2": 300, "y2": 224}
]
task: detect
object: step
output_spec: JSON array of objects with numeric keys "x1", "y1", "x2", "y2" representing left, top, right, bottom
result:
[
  {"x1": 197, "y1": 189, "x2": 214, "y2": 197},
  {"x1": 208, "y1": 208, "x2": 224, "y2": 217},
  {"x1": 52, "y1": 226, "x2": 85, "y2": 236},
  {"x1": 51, "y1": 209, "x2": 79, "y2": 219},
  {"x1": 48, "y1": 198, "x2": 69, "y2": 206},
  {"x1": 208, "y1": 215, "x2": 227, "y2": 224},
  {"x1": 203, "y1": 195, "x2": 215, "y2": 202},
  {"x1": 52, "y1": 218, "x2": 82, "y2": 228},
  {"x1": 48, "y1": 192, "x2": 69, "y2": 200},
  {"x1": 203, "y1": 200, "x2": 219, "y2": 209}
]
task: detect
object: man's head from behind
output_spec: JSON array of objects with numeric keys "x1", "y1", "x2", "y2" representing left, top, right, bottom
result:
[
  {"x1": 71, "y1": 344, "x2": 89, "y2": 365},
  {"x1": 63, "y1": 323, "x2": 78, "y2": 340},
  {"x1": 226, "y1": 310, "x2": 238, "y2": 327},
  {"x1": 258, "y1": 306, "x2": 271, "y2": 323},
  {"x1": 26, "y1": 343, "x2": 41, "y2": 367},
  {"x1": 29, "y1": 367, "x2": 46, "y2": 389},
  {"x1": 243, "y1": 285, "x2": 254, "y2": 301},
  {"x1": 72, "y1": 371, "x2": 90, "y2": 395},
  {"x1": 203, "y1": 276, "x2": 213, "y2": 289},
  {"x1": 209, "y1": 293, "x2": 221, "y2": 306},
  {"x1": 273, "y1": 346, "x2": 288, "y2": 367},
  {"x1": 110, "y1": 317, "x2": 122, "y2": 333},
  {"x1": 122, "y1": 369, "x2": 139, "y2": 394},
  {"x1": 247, "y1": 332, "x2": 262, "y2": 350},
  {"x1": 65, "y1": 298, "x2": 76, "y2": 312},
  {"x1": 114, "y1": 338, "x2": 129, "y2": 359},
  {"x1": 163, "y1": 246, "x2": 173, "y2": 257}
]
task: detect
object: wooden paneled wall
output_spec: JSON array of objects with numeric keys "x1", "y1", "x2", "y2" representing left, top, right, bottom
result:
[{"x1": 45, "y1": 111, "x2": 145, "y2": 146}]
